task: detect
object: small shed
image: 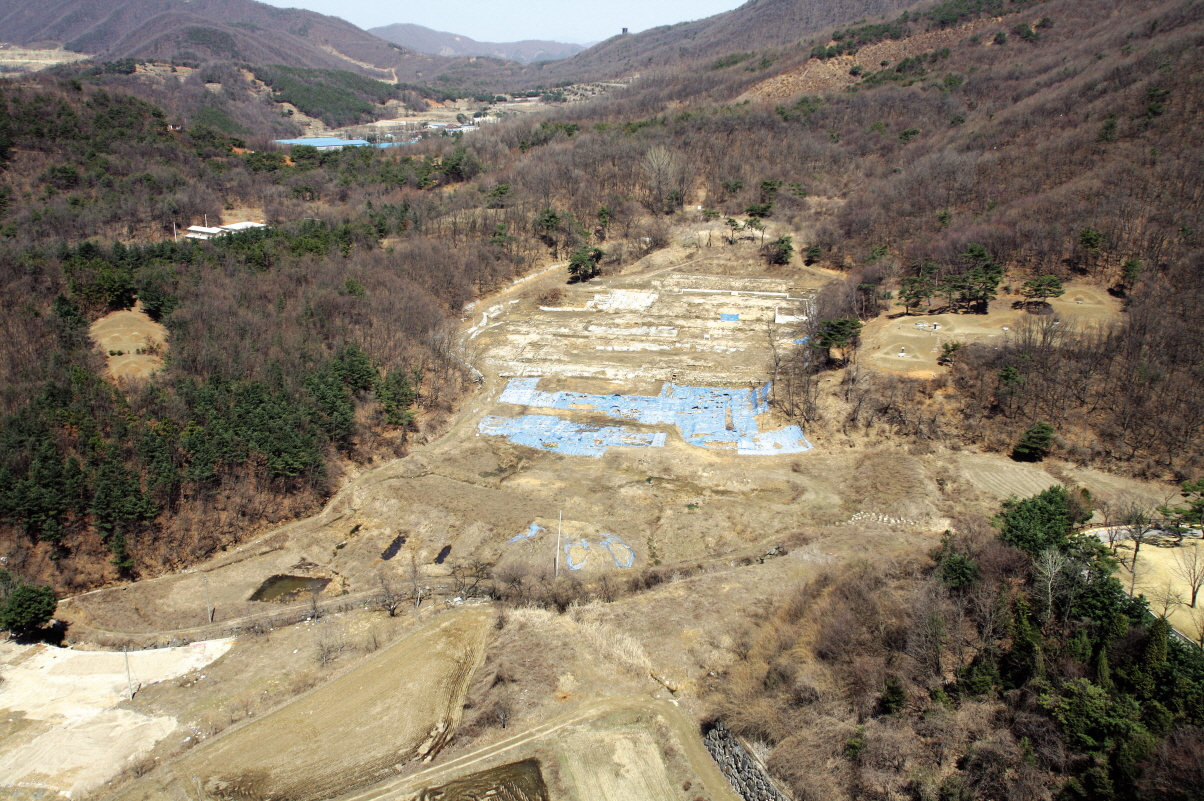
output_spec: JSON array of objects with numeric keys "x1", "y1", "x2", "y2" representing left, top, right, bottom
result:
[{"x1": 185, "y1": 225, "x2": 223, "y2": 240}]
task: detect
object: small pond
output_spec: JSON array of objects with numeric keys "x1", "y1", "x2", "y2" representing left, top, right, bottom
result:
[
  {"x1": 417, "y1": 759, "x2": 548, "y2": 801},
  {"x1": 249, "y1": 574, "x2": 331, "y2": 603}
]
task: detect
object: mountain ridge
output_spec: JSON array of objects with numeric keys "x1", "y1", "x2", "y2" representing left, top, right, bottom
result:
[{"x1": 369, "y1": 23, "x2": 584, "y2": 64}]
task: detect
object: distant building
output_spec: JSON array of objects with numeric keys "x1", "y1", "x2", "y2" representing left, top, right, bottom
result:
[{"x1": 184, "y1": 222, "x2": 267, "y2": 241}]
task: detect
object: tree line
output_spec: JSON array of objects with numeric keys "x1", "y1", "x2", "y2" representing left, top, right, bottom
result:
[{"x1": 712, "y1": 485, "x2": 1204, "y2": 801}]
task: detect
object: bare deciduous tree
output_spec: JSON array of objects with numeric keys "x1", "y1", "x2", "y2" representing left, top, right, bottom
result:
[
  {"x1": 1150, "y1": 585, "x2": 1185, "y2": 618},
  {"x1": 1172, "y1": 544, "x2": 1204, "y2": 608},
  {"x1": 641, "y1": 145, "x2": 689, "y2": 215},
  {"x1": 379, "y1": 571, "x2": 403, "y2": 617},
  {"x1": 1033, "y1": 548, "x2": 1071, "y2": 624},
  {"x1": 408, "y1": 553, "x2": 424, "y2": 609},
  {"x1": 1120, "y1": 501, "x2": 1159, "y2": 592}
]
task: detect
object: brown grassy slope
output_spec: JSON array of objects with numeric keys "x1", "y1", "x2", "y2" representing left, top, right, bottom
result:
[{"x1": 537, "y1": 0, "x2": 920, "y2": 85}]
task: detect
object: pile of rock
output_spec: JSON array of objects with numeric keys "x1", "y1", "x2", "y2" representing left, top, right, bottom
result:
[{"x1": 703, "y1": 720, "x2": 788, "y2": 801}]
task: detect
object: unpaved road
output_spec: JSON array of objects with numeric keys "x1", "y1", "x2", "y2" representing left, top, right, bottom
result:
[{"x1": 334, "y1": 694, "x2": 742, "y2": 801}]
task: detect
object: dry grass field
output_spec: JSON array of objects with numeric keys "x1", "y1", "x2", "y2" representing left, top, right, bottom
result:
[{"x1": 1117, "y1": 537, "x2": 1204, "y2": 643}]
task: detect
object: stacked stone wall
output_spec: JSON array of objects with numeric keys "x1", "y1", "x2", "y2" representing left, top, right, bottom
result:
[{"x1": 703, "y1": 721, "x2": 787, "y2": 801}]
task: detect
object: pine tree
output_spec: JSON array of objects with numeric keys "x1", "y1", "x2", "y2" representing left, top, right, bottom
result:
[{"x1": 1014, "y1": 422, "x2": 1056, "y2": 461}]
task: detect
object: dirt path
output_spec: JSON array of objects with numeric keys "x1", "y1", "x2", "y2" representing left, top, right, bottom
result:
[{"x1": 333, "y1": 694, "x2": 742, "y2": 801}]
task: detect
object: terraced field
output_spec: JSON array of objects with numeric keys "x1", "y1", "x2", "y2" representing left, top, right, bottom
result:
[{"x1": 956, "y1": 454, "x2": 1061, "y2": 501}]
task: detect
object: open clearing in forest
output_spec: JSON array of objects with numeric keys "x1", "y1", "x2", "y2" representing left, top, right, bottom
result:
[
  {"x1": 860, "y1": 282, "x2": 1122, "y2": 378},
  {"x1": 56, "y1": 240, "x2": 1188, "y2": 801},
  {"x1": 0, "y1": 638, "x2": 232, "y2": 798},
  {"x1": 121, "y1": 607, "x2": 489, "y2": 801},
  {"x1": 90, "y1": 301, "x2": 168, "y2": 379},
  {"x1": 1118, "y1": 537, "x2": 1204, "y2": 642}
]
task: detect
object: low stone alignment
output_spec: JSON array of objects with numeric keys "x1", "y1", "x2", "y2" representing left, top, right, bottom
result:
[{"x1": 704, "y1": 721, "x2": 788, "y2": 801}]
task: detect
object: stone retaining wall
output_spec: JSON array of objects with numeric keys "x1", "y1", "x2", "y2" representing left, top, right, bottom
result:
[{"x1": 703, "y1": 720, "x2": 788, "y2": 801}]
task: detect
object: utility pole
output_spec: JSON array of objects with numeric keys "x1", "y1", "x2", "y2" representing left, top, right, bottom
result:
[
  {"x1": 124, "y1": 648, "x2": 134, "y2": 700},
  {"x1": 173, "y1": 221, "x2": 178, "y2": 242},
  {"x1": 203, "y1": 576, "x2": 213, "y2": 623},
  {"x1": 554, "y1": 511, "x2": 562, "y2": 579}
]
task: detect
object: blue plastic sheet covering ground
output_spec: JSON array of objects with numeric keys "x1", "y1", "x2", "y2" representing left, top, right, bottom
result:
[
  {"x1": 600, "y1": 534, "x2": 635, "y2": 567},
  {"x1": 489, "y1": 378, "x2": 813, "y2": 455},
  {"x1": 564, "y1": 538, "x2": 590, "y2": 570},
  {"x1": 510, "y1": 523, "x2": 544, "y2": 543},
  {"x1": 479, "y1": 414, "x2": 667, "y2": 457},
  {"x1": 720, "y1": 313, "x2": 740, "y2": 321}
]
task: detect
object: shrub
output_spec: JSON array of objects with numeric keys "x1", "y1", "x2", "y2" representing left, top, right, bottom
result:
[
  {"x1": 1013, "y1": 23, "x2": 1038, "y2": 42},
  {"x1": 765, "y1": 236, "x2": 794, "y2": 265},
  {"x1": 879, "y1": 676, "x2": 908, "y2": 714}
]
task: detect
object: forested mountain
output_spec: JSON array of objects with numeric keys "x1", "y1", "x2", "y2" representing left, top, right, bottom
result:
[
  {"x1": 3, "y1": 0, "x2": 1204, "y2": 792},
  {"x1": 0, "y1": 0, "x2": 546, "y2": 86},
  {"x1": 369, "y1": 23, "x2": 584, "y2": 64},
  {"x1": 529, "y1": 0, "x2": 921, "y2": 84},
  {"x1": 0, "y1": 0, "x2": 1201, "y2": 589}
]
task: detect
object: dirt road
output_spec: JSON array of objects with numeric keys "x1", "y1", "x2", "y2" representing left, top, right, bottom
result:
[{"x1": 334, "y1": 694, "x2": 742, "y2": 801}]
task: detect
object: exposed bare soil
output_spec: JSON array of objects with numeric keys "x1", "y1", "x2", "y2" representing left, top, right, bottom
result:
[
  {"x1": 89, "y1": 302, "x2": 168, "y2": 380},
  {"x1": 860, "y1": 282, "x2": 1122, "y2": 379},
  {"x1": 0, "y1": 638, "x2": 232, "y2": 797},
  {"x1": 742, "y1": 19, "x2": 1003, "y2": 102},
  {"x1": 116, "y1": 607, "x2": 489, "y2": 801},
  {"x1": 57, "y1": 231, "x2": 1184, "y2": 801}
]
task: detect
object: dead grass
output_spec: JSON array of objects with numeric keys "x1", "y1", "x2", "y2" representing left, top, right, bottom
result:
[
  {"x1": 119, "y1": 607, "x2": 490, "y2": 801},
  {"x1": 89, "y1": 302, "x2": 168, "y2": 379}
]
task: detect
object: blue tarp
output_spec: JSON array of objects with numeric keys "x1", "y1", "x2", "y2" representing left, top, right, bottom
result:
[
  {"x1": 490, "y1": 378, "x2": 812, "y2": 454},
  {"x1": 510, "y1": 523, "x2": 544, "y2": 543},
  {"x1": 479, "y1": 414, "x2": 666, "y2": 457},
  {"x1": 273, "y1": 137, "x2": 371, "y2": 148},
  {"x1": 720, "y1": 313, "x2": 740, "y2": 321},
  {"x1": 600, "y1": 534, "x2": 635, "y2": 568}
]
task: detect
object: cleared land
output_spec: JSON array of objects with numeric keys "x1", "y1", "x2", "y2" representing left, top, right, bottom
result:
[
  {"x1": 860, "y1": 283, "x2": 1122, "y2": 379},
  {"x1": 0, "y1": 638, "x2": 232, "y2": 798},
  {"x1": 56, "y1": 240, "x2": 1186, "y2": 801},
  {"x1": 336, "y1": 696, "x2": 741, "y2": 801},
  {"x1": 119, "y1": 607, "x2": 490, "y2": 801},
  {"x1": 1119, "y1": 537, "x2": 1204, "y2": 642},
  {"x1": 90, "y1": 302, "x2": 168, "y2": 379},
  {"x1": 59, "y1": 248, "x2": 1165, "y2": 644}
]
